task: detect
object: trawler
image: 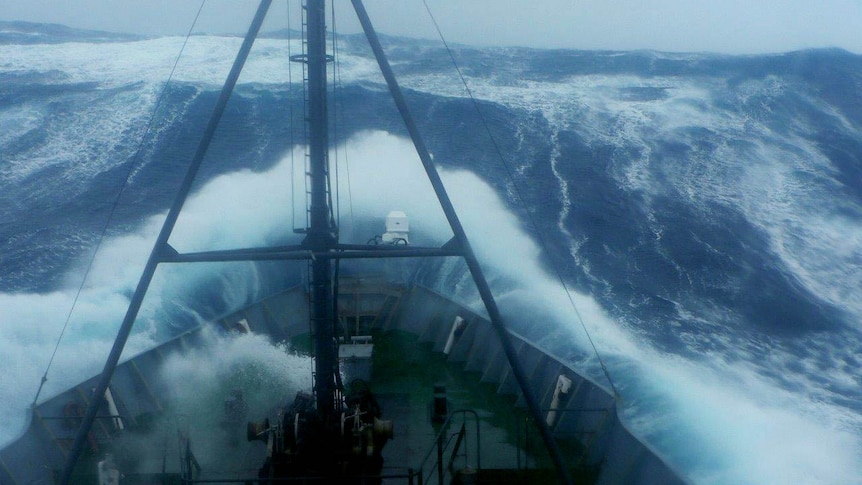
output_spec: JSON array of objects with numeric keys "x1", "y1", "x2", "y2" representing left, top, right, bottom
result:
[{"x1": 0, "y1": 1, "x2": 686, "y2": 483}]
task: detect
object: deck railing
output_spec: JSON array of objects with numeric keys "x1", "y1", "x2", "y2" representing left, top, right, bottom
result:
[{"x1": 415, "y1": 409, "x2": 481, "y2": 485}]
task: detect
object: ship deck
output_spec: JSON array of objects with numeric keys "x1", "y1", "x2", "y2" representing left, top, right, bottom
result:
[{"x1": 0, "y1": 277, "x2": 685, "y2": 484}]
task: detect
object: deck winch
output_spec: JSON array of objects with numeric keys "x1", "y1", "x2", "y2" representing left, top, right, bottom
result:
[{"x1": 249, "y1": 381, "x2": 392, "y2": 480}]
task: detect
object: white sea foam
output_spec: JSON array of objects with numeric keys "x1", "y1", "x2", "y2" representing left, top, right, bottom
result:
[
  {"x1": 0, "y1": 36, "x2": 380, "y2": 89},
  {"x1": 624, "y1": 351, "x2": 862, "y2": 485},
  {"x1": 0, "y1": 84, "x2": 159, "y2": 185},
  {"x1": 0, "y1": 105, "x2": 44, "y2": 149},
  {"x1": 156, "y1": 328, "x2": 312, "y2": 468},
  {"x1": 0, "y1": 289, "x2": 157, "y2": 442},
  {"x1": 426, "y1": 61, "x2": 862, "y2": 330}
]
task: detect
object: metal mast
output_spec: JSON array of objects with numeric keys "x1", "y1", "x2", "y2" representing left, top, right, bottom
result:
[{"x1": 302, "y1": 0, "x2": 339, "y2": 421}]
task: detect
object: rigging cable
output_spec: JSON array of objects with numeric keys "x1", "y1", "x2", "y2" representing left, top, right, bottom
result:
[
  {"x1": 303, "y1": 1, "x2": 310, "y2": 230},
  {"x1": 299, "y1": 0, "x2": 315, "y2": 387},
  {"x1": 318, "y1": 4, "x2": 336, "y2": 235},
  {"x1": 329, "y1": 0, "x2": 344, "y2": 393},
  {"x1": 420, "y1": 0, "x2": 619, "y2": 399},
  {"x1": 331, "y1": 0, "x2": 354, "y2": 227},
  {"x1": 329, "y1": 0, "x2": 351, "y2": 399},
  {"x1": 330, "y1": 0, "x2": 341, "y2": 231},
  {"x1": 288, "y1": 0, "x2": 299, "y2": 232},
  {"x1": 31, "y1": 0, "x2": 209, "y2": 407}
]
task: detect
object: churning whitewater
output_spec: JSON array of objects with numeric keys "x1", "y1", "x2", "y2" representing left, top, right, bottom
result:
[{"x1": 1, "y1": 22, "x2": 862, "y2": 484}]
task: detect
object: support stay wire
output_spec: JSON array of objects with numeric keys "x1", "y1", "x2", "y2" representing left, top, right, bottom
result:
[
  {"x1": 420, "y1": 0, "x2": 619, "y2": 399},
  {"x1": 32, "y1": 0, "x2": 209, "y2": 408}
]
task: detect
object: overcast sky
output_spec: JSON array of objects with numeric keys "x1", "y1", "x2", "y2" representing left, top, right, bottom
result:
[{"x1": 2, "y1": 0, "x2": 861, "y2": 54}]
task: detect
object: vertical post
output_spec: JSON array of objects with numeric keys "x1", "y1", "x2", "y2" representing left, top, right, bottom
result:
[
  {"x1": 437, "y1": 432, "x2": 444, "y2": 485},
  {"x1": 304, "y1": 0, "x2": 338, "y2": 420},
  {"x1": 515, "y1": 413, "x2": 522, "y2": 470}
]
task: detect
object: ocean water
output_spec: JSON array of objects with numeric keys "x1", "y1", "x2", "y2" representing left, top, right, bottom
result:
[{"x1": 1, "y1": 21, "x2": 862, "y2": 484}]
